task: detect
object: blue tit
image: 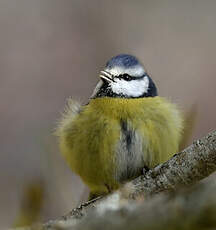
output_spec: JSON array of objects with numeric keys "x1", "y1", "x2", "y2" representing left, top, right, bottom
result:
[{"x1": 56, "y1": 54, "x2": 183, "y2": 199}]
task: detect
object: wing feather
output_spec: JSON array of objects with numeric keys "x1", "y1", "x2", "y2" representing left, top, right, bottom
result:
[{"x1": 54, "y1": 98, "x2": 81, "y2": 137}]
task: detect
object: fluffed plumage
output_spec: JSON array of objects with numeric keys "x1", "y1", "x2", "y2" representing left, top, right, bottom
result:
[{"x1": 56, "y1": 96, "x2": 183, "y2": 198}]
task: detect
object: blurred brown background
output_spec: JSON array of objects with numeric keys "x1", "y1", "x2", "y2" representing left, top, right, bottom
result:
[{"x1": 0, "y1": 0, "x2": 216, "y2": 228}]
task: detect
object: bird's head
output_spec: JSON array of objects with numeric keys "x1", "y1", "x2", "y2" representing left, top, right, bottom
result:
[{"x1": 91, "y1": 54, "x2": 158, "y2": 99}]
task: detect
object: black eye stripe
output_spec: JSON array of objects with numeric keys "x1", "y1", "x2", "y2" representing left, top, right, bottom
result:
[{"x1": 115, "y1": 73, "x2": 146, "y2": 81}]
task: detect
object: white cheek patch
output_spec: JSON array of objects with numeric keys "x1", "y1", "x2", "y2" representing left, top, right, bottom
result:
[
  {"x1": 105, "y1": 65, "x2": 145, "y2": 77},
  {"x1": 111, "y1": 76, "x2": 149, "y2": 97}
]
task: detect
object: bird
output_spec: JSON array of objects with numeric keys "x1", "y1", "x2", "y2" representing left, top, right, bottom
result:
[{"x1": 56, "y1": 54, "x2": 183, "y2": 199}]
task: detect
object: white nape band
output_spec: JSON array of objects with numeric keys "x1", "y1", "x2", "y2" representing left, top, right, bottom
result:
[{"x1": 105, "y1": 65, "x2": 145, "y2": 77}]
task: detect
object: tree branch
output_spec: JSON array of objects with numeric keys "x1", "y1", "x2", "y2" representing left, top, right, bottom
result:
[
  {"x1": 131, "y1": 129, "x2": 216, "y2": 198},
  {"x1": 47, "y1": 177, "x2": 216, "y2": 230},
  {"x1": 58, "y1": 130, "x2": 216, "y2": 221},
  {"x1": 13, "y1": 130, "x2": 216, "y2": 230}
]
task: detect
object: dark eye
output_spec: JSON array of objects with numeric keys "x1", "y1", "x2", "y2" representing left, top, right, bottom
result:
[{"x1": 122, "y1": 74, "x2": 132, "y2": 81}]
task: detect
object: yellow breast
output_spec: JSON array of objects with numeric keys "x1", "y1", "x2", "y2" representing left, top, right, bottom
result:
[{"x1": 58, "y1": 96, "x2": 183, "y2": 195}]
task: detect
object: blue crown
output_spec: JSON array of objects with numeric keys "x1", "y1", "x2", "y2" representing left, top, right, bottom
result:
[{"x1": 106, "y1": 54, "x2": 140, "y2": 69}]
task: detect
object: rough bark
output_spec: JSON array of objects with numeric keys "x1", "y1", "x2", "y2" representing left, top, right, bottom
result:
[
  {"x1": 131, "y1": 129, "x2": 216, "y2": 198},
  {"x1": 11, "y1": 130, "x2": 216, "y2": 230},
  {"x1": 44, "y1": 177, "x2": 216, "y2": 230},
  {"x1": 57, "y1": 129, "x2": 216, "y2": 222}
]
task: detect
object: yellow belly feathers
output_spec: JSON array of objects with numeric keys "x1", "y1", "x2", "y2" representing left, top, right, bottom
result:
[{"x1": 57, "y1": 97, "x2": 183, "y2": 196}]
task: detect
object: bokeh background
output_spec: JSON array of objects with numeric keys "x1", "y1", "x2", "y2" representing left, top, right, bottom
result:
[{"x1": 1, "y1": 0, "x2": 216, "y2": 228}]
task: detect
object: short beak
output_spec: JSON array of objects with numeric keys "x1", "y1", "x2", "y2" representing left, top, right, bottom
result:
[{"x1": 99, "y1": 70, "x2": 115, "y2": 83}]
